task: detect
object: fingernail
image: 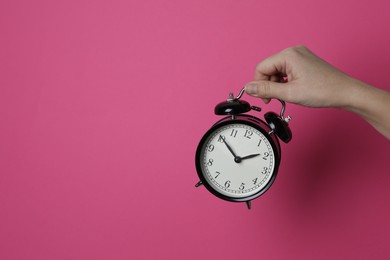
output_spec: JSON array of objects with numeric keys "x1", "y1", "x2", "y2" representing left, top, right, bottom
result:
[{"x1": 245, "y1": 84, "x2": 257, "y2": 94}]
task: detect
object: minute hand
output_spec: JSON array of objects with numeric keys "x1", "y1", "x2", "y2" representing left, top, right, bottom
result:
[{"x1": 220, "y1": 136, "x2": 238, "y2": 159}]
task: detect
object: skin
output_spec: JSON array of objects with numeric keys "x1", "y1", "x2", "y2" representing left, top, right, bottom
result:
[{"x1": 245, "y1": 45, "x2": 390, "y2": 140}]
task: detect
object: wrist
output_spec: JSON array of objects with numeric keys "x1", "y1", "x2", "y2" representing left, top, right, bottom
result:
[
  {"x1": 343, "y1": 79, "x2": 390, "y2": 139},
  {"x1": 343, "y1": 80, "x2": 378, "y2": 113}
]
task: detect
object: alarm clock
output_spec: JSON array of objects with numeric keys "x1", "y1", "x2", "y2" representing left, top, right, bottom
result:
[{"x1": 195, "y1": 87, "x2": 292, "y2": 209}]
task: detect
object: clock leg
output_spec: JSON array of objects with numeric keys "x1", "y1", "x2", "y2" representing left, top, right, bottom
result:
[
  {"x1": 246, "y1": 201, "x2": 252, "y2": 210},
  {"x1": 195, "y1": 181, "x2": 203, "y2": 187}
]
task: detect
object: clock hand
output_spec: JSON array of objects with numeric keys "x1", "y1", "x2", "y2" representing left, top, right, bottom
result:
[
  {"x1": 240, "y1": 153, "x2": 260, "y2": 160},
  {"x1": 220, "y1": 135, "x2": 238, "y2": 159}
]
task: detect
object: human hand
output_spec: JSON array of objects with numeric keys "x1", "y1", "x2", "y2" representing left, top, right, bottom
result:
[
  {"x1": 245, "y1": 45, "x2": 390, "y2": 140},
  {"x1": 245, "y1": 45, "x2": 359, "y2": 109}
]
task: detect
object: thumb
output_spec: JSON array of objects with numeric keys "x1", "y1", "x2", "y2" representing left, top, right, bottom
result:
[{"x1": 245, "y1": 81, "x2": 289, "y2": 103}]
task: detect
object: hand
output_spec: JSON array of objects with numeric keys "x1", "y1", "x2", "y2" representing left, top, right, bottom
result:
[
  {"x1": 240, "y1": 153, "x2": 260, "y2": 161},
  {"x1": 245, "y1": 45, "x2": 358, "y2": 108},
  {"x1": 220, "y1": 135, "x2": 238, "y2": 159},
  {"x1": 244, "y1": 45, "x2": 390, "y2": 140}
]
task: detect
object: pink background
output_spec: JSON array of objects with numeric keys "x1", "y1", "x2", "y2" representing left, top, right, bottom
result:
[{"x1": 1, "y1": 0, "x2": 390, "y2": 259}]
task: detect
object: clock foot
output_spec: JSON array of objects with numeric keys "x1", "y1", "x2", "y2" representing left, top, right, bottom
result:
[
  {"x1": 195, "y1": 181, "x2": 203, "y2": 188},
  {"x1": 246, "y1": 201, "x2": 252, "y2": 210}
]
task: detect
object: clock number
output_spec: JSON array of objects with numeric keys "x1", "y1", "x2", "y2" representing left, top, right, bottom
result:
[
  {"x1": 217, "y1": 135, "x2": 225, "y2": 143},
  {"x1": 252, "y1": 178, "x2": 258, "y2": 185},
  {"x1": 261, "y1": 167, "x2": 268, "y2": 174},
  {"x1": 263, "y1": 152, "x2": 269, "y2": 160},
  {"x1": 230, "y1": 129, "x2": 238, "y2": 137},
  {"x1": 206, "y1": 158, "x2": 213, "y2": 166},
  {"x1": 239, "y1": 183, "x2": 245, "y2": 190},
  {"x1": 215, "y1": 171, "x2": 221, "y2": 179},
  {"x1": 207, "y1": 144, "x2": 214, "y2": 152},
  {"x1": 244, "y1": 130, "x2": 253, "y2": 139},
  {"x1": 224, "y1": 180, "x2": 231, "y2": 188},
  {"x1": 257, "y1": 139, "x2": 262, "y2": 147}
]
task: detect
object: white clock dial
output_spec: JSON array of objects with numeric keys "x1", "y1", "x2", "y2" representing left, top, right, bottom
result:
[{"x1": 200, "y1": 123, "x2": 275, "y2": 198}]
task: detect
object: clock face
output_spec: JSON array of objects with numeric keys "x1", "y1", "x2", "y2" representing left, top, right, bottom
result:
[{"x1": 197, "y1": 121, "x2": 277, "y2": 200}]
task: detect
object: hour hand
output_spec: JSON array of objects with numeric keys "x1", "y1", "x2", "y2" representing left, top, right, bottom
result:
[
  {"x1": 240, "y1": 153, "x2": 260, "y2": 161},
  {"x1": 220, "y1": 136, "x2": 237, "y2": 159}
]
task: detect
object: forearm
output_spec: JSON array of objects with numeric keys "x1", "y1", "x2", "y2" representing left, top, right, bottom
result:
[{"x1": 344, "y1": 80, "x2": 390, "y2": 140}]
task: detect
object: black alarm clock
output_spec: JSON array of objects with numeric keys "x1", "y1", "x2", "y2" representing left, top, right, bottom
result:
[{"x1": 195, "y1": 87, "x2": 292, "y2": 209}]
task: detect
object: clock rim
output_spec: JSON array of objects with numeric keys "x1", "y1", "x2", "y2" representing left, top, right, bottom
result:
[{"x1": 195, "y1": 115, "x2": 281, "y2": 203}]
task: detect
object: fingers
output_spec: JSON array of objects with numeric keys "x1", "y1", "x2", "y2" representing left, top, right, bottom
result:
[
  {"x1": 245, "y1": 80, "x2": 290, "y2": 103},
  {"x1": 254, "y1": 51, "x2": 288, "y2": 81},
  {"x1": 253, "y1": 52, "x2": 289, "y2": 103},
  {"x1": 250, "y1": 46, "x2": 309, "y2": 104}
]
